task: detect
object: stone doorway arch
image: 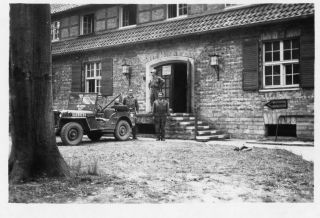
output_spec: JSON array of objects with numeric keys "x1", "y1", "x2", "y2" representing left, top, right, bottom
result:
[{"x1": 145, "y1": 56, "x2": 195, "y2": 113}]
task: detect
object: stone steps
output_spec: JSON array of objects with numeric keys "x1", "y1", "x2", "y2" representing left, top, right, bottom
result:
[
  {"x1": 178, "y1": 121, "x2": 204, "y2": 126},
  {"x1": 170, "y1": 113, "x2": 193, "y2": 117},
  {"x1": 169, "y1": 116, "x2": 195, "y2": 121},
  {"x1": 197, "y1": 129, "x2": 220, "y2": 135},
  {"x1": 166, "y1": 113, "x2": 229, "y2": 141},
  {"x1": 185, "y1": 125, "x2": 210, "y2": 130}
]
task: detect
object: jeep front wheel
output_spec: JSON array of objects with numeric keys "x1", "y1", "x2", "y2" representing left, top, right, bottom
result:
[
  {"x1": 114, "y1": 120, "x2": 131, "y2": 141},
  {"x1": 61, "y1": 122, "x2": 83, "y2": 145}
]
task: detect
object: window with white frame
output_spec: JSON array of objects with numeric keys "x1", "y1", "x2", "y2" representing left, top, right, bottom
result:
[
  {"x1": 167, "y1": 4, "x2": 188, "y2": 19},
  {"x1": 51, "y1": 21, "x2": 60, "y2": 41},
  {"x1": 263, "y1": 39, "x2": 300, "y2": 88},
  {"x1": 85, "y1": 62, "x2": 101, "y2": 93},
  {"x1": 80, "y1": 14, "x2": 94, "y2": 35},
  {"x1": 119, "y1": 5, "x2": 137, "y2": 28}
]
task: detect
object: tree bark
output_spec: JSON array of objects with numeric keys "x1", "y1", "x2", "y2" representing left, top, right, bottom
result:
[{"x1": 9, "y1": 4, "x2": 70, "y2": 183}]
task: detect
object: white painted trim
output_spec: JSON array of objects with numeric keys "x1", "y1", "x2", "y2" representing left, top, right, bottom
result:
[
  {"x1": 259, "y1": 87, "x2": 300, "y2": 93},
  {"x1": 145, "y1": 56, "x2": 194, "y2": 113},
  {"x1": 262, "y1": 40, "x2": 300, "y2": 88},
  {"x1": 80, "y1": 15, "x2": 84, "y2": 35},
  {"x1": 224, "y1": 4, "x2": 252, "y2": 11},
  {"x1": 84, "y1": 62, "x2": 101, "y2": 94},
  {"x1": 119, "y1": 24, "x2": 137, "y2": 30}
]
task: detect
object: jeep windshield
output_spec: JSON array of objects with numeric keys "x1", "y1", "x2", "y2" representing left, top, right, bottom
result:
[{"x1": 67, "y1": 92, "x2": 98, "y2": 111}]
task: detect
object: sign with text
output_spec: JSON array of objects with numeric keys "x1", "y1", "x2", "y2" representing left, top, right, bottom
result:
[
  {"x1": 265, "y1": 99, "x2": 288, "y2": 110},
  {"x1": 162, "y1": 65, "x2": 171, "y2": 76}
]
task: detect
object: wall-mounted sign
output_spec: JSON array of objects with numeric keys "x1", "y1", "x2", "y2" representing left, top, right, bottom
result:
[
  {"x1": 265, "y1": 99, "x2": 288, "y2": 110},
  {"x1": 162, "y1": 65, "x2": 171, "y2": 76}
]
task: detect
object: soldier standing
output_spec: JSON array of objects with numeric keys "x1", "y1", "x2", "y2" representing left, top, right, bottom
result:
[
  {"x1": 123, "y1": 89, "x2": 139, "y2": 140},
  {"x1": 152, "y1": 92, "x2": 169, "y2": 141},
  {"x1": 148, "y1": 69, "x2": 165, "y2": 106}
]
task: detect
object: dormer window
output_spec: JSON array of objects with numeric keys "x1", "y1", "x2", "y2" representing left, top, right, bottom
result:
[
  {"x1": 80, "y1": 14, "x2": 94, "y2": 35},
  {"x1": 120, "y1": 5, "x2": 137, "y2": 28},
  {"x1": 167, "y1": 4, "x2": 188, "y2": 19}
]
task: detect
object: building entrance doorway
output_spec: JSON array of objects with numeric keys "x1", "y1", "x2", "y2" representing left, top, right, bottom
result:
[{"x1": 155, "y1": 62, "x2": 188, "y2": 113}]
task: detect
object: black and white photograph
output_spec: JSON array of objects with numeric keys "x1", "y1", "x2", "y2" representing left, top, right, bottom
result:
[{"x1": 2, "y1": 0, "x2": 319, "y2": 217}]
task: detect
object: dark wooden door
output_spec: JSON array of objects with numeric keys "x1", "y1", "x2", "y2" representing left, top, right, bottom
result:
[
  {"x1": 172, "y1": 63, "x2": 187, "y2": 113},
  {"x1": 155, "y1": 63, "x2": 188, "y2": 113}
]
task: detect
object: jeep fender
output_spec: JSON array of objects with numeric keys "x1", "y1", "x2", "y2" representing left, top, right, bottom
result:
[
  {"x1": 109, "y1": 114, "x2": 133, "y2": 127},
  {"x1": 58, "y1": 118, "x2": 90, "y2": 134}
]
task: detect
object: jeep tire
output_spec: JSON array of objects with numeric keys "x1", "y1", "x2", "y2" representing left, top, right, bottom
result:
[
  {"x1": 114, "y1": 120, "x2": 131, "y2": 141},
  {"x1": 61, "y1": 122, "x2": 83, "y2": 145},
  {"x1": 87, "y1": 132, "x2": 103, "y2": 141}
]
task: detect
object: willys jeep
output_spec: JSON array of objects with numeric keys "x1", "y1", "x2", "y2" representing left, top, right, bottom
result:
[{"x1": 54, "y1": 92, "x2": 134, "y2": 145}]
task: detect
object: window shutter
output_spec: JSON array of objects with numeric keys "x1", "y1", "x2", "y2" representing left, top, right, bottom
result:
[
  {"x1": 300, "y1": 25, "x2": 314, "y2": 88},
  {"x1": 242, "y1": 38, "x2": 259, "y2": 91},
  {"x1": 101, "y1": 58, "x2": 113, "y2": 96},
  {"x1": 71, "y1": 62, "x2": 82, "y2": 92}
]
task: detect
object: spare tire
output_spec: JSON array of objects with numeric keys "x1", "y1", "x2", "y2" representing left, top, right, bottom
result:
[{"x1": 60, "y1": 122, "x2": 83, "y2": 145}]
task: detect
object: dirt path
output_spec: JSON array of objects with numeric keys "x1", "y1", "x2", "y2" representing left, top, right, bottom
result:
[{"x1": 58, "y1": 138, "x2": 313, "y2": 203}]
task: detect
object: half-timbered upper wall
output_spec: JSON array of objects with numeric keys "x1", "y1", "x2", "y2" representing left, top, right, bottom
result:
[{"x1": 51, "y1": 4, "x2": 230, "y2": 41}]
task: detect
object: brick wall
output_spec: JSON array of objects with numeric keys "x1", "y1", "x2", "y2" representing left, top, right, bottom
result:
[{"x1": 52, "y1": 19, "x2": 314, "y2": 140}]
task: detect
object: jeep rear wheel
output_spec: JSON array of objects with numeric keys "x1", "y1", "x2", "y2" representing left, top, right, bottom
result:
[
  {"x1": 61, "y1": 122, "x2": 83, "y2": 145},
  {"x1": 87, "y1": 132, "x2": 103, "y2": 141},
  {"x1": 114, "y1": 120, "x2": 131, "y2": 141}
]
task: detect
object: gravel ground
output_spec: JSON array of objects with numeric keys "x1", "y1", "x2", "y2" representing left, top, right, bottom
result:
[{"x1": 57, "y1": 136, "x2": 313, "y2": 203}]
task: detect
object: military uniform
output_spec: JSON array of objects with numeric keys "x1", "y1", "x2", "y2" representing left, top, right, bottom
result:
[
  {"x1": 123, "y1": 95, "x2": 139, "y2": 139},
  {"x1": 149, "y1": 75, "x2": 165, "y2": 106},
  {"x1": 152, "y1": 98, "x2": 169, "y2": 140}
]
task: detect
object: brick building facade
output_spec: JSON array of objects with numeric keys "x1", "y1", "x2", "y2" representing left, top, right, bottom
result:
[{"x1": 51, "y1": 4, "x2": 314, "y2": 140}]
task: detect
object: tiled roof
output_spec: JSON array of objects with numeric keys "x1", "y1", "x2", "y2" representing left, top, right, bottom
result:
[
  {"x1": 51, "y1": 4, "x2": 84, "y2": 14},
  {"x1": 52, "y1": 4, "x2": 314, "y2": 56}
]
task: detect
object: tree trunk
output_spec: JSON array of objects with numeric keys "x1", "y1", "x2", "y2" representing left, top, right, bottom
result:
[{"x1": 9, "y1": 4, "x2": 70, "y2": 183}]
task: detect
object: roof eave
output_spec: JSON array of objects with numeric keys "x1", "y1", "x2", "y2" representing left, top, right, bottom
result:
[{"x1": 52, "y1": 14, "x2": 313, "y2": 57}]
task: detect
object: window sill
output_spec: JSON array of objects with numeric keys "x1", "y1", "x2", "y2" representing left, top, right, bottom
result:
[
  {"x1": 119, "y1": 25, "x2": 137, "y2": 30},
  {"x1": 259, "y1": 87, "x2": 300, "y2": 92},
  {"x1": 224, "y1": 4, "x2": 252, "y2": 11},
  {"x1": 167, "y1": 15, "x2": 187, "y2": 21},
  {"x1": 79, "y1": 32, "x2": 95, "y2": 37}
]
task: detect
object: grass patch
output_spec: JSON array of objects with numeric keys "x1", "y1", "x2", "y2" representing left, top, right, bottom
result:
[
  {"x1": 9, "y1": 158, "x2": 103, "y2": 203},
  {"x1": 67, "y1": 158, "x2": 100, "y2": 176},
  {"x1": 9, "y1": 141, "x2": 314, "y2": 203}
]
